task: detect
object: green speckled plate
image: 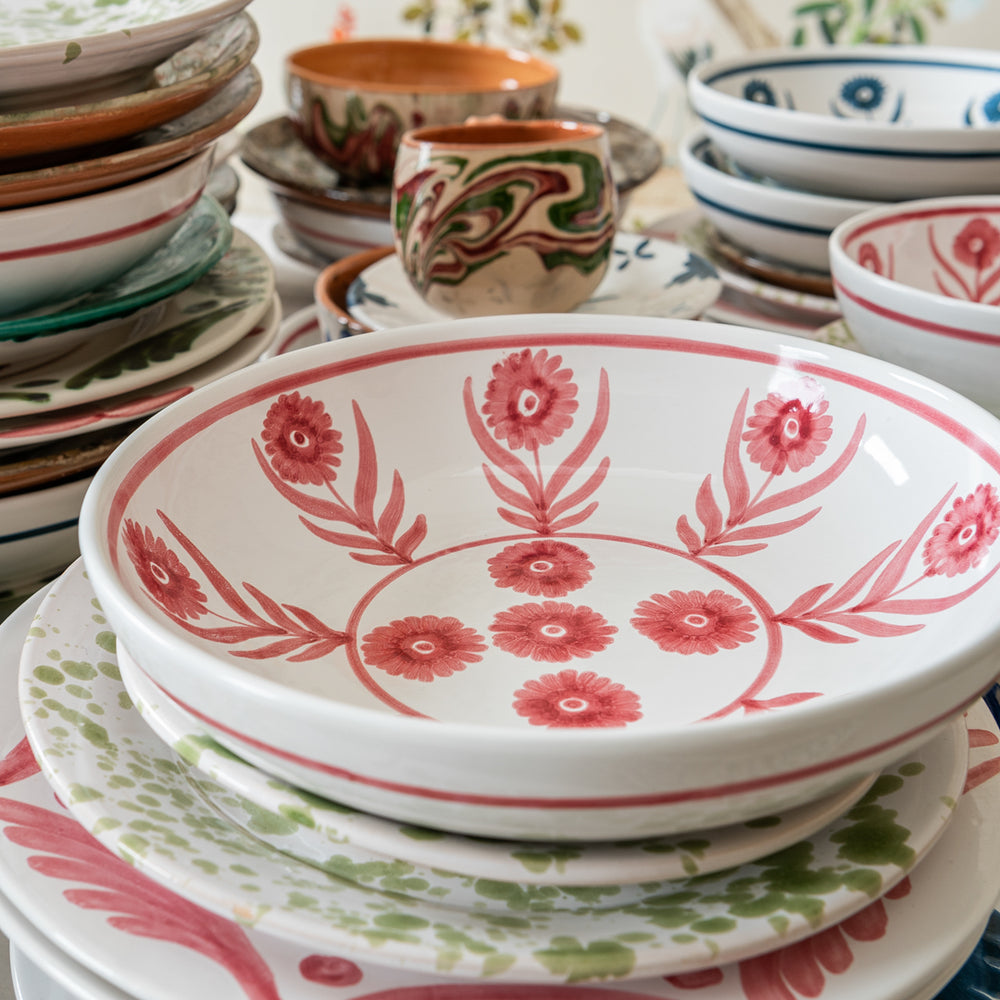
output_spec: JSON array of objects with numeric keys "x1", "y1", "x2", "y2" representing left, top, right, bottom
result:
[
  {"x1": 17, "y1": 559, "x2": 968, "y2": 983},
  {"x1": 120, "y1": 634, "x2": 877, "y2": 892},
  {"x1": 0, "y1": 226, "x2": 273, "y2": 420}
]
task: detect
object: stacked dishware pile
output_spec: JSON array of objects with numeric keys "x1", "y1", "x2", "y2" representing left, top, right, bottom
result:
[
  {"x1": 656, "y1": 46, "x2": 1000, "y2": 339},
  {"x1": 239, "y1": 37, "x2": 662, "y2": 267},
  {"x1": 4, "y1": 311, "x2": 1000, "y2": 998},
  {"x1": 0, "y1": 0, "x2": 275, "y2": 606}
]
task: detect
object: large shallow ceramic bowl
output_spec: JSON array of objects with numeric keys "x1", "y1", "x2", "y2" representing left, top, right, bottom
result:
[
  {"x1": 0, "y1": 13, "x2": 257, "y2": 161},
  {"x1": 829, "y1": 195, "x2": 1000, "y2": 415},
  {"x1": 680, "y1": 131, "x2": 881, "y2": 273},
  {"x1": 79, "y1": 314, "x2": 1000, "y2": 841},
  {"x1": 0, "y1": 0, "x2": 253, "y2": 110},
  {"x1": 0, "y1": 148, "x2": 212, "y2": 318},
  {"x1": 688, "y1": 46, "x2": 1000, "y2": 200},
  {"x1": 286, "y1": 38, "x2": 559, "y2": 184}
]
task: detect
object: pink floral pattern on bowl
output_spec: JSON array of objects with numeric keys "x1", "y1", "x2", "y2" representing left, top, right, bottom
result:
[{"x1": 82, "y1": 317, "x2": 1000, "y2": 838}]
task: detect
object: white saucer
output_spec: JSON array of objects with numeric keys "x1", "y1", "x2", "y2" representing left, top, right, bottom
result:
[
  {"x1": 346, "y1": 233, "x2": 722, "y2": 330},
  {"x1": 18, "y1": 562, "x2": 969, "y2": 982},
  {"x1": 1, "y1": 579, "x2": 999, "y2": 1000}
]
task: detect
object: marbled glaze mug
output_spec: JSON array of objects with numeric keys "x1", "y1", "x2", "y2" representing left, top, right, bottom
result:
[{"x1": 391, "y1": 119, "x2": 616, "y2": 318}]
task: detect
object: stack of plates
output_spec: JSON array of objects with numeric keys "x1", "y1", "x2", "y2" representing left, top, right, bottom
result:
[
  {"x1": 0, "y1": 0, "x2": 269, "y2": 605},
  {"x1": 2, "y1": 312, "x2": 998, "y2": 998}
]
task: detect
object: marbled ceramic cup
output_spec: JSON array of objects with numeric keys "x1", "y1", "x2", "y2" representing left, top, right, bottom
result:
[{"x1": 391, "y1": 118, "x2": 616, "y2": 318}]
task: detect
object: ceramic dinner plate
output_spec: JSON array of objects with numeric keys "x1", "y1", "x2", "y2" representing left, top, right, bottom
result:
[
  {"x1": 121, "y1": 642, "x2": 876, "y2": 891},
  {"x1": 644, "y1": 209, "x2": 840, "y2": 322},
  {"x1": 0, "y1": 197, "x2": 231, "y2": 342},
  {"x1": 0, "y1": 227, "x2": 273, "y2": 421},
  {"x1": 0, "y1": 14, "x2": 257, "y2": 161},
  {"x1": 0, "y1": 67, "x2": 262, "y2": 210},
  {"x1": 346, "y1": 234, "x2": 722, "y2": 331},
  {"x1": 0, "y1": 294, "x2": 280, "y2": 451},
  {"x1": 19, "y1": 561, "x2": 968, "y2": 981},
  {"x1": 0, "y1": 0, "x2": 253, "y2": 107},
  {"x1": 1, "y1": 587, "x2": 999, "y2": 999}
]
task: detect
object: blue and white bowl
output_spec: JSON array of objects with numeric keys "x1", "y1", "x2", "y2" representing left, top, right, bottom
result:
[
  {"x1": 688, "y1": 46, "x2": 1000, "y2": 200},
  {"x1": 679, "y1": 130, "x2": 881, "y2": 273}
]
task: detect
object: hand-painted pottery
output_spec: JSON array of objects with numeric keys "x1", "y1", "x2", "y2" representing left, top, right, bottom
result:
[
  {"x1": 286, "y1": 38, "x2": 559, "y2": 185},
  {"x1": 4, "y1": 585, "x2": 1000, "y2": 996},
  {"x1": 393, "y1": 119, "x2": 616, "y2": 317},
  {"x1": 341, "y1": 234, "x2": 720, "y2": 335},
  {"x1": 0, "y1": 0, "x2": 253, "y2": 111},
  {"x1": 313, "y1": 247, "x2": 393, "y2": 340},
  {"x1": 689, "y1": 46, "x2": 1000, "y2": 199},
  {"x1": 17, "y1": 562, "x2": 971, "y2": 976},
  {"x1": 830, "y1": 195, "x2": 1000, "y2": 416},
  {"x1": 0, "y1": 66, "x2": 261, "y2": 210},
  {"x1": 680, "y1": 131, "x2": 882, "y2": 274},
  {"x1": 0, "y1": 13, "x2": 257, "y2": 161},
  {"x1": 78, "y1": 313, "x2": 1000, "y2": 840},
  {"x1": 0, "y1": 149, "x2": 212, "y2": 318}
]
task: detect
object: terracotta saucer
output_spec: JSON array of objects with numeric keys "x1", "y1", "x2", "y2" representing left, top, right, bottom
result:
[
  {"x1": 313, "y1": 246, "x2": 392, "y2": 338},
  {"x1": 0, "y1": 65, "x2": 260, "y2": 210},
  {"x1": 708, "y1": 226, "x2": 835, "y2": 298},
  {"x1": 0, "y1": 14, "x2": 257, "y2": 162}
]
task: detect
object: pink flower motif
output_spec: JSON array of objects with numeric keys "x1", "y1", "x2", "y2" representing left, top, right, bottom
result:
[
  {"x1": 631, "y1": 589, "x2": 758, "y2": 655},
  {"x1": 299, "y1": 954, "x2": 363, "y2": 986},
  {"x1": 481, "y1": 348, "x2": 579, "y2": 451},
  {"x1": 858, "y1": 241, "x2": 883, "y2": 273},
  {"x1": 361, "y1": 615, "x2": 487, "y2": 681},
  {"x1": 487, "y1": 540, "x2": 594, "y2": 597},
  {"x1": 743, "y1": 394, "x2": 833, "y2": 475},
  {"x1": 490, "y1": 601, "x2": 617, "y2": 662},
  {"x1": 123, "y1": 520, "x2": 208, "y2": 621},
  {"x1": 513, "y1": 669, "x2": 642, "y2": 727},
  {"x1": 953, "y1": 217, "x2": 1000, "y2": 270},
  {"x1": 261, "y1": 392, "x2": 343, "y2": 485},
  {"x1": 923, "y1": 483, "x2": 1000, "y2": 577}
]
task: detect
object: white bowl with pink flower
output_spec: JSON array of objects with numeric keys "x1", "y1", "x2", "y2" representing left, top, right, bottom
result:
[
  {"x1": 78, "y1": 313, "x2": 1000, "y2": 840},
  {"x1": 829, "y1": 196, "x2": 1000, "y2": 416}
]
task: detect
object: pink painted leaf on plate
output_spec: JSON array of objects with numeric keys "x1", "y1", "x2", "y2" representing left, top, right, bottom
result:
[
  {"x1": 0, "y1": 798, "x2": 281, "y2": 1000},
  {"x1": 0, "y1": 739, "x2": 39, "y2": 786}
]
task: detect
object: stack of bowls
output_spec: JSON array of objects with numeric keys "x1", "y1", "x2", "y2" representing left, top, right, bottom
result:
[
  {"x1": 1, "y1": 313, "x2": 996, "y2": 997},
  {"x1": 680, "y1": 46, "x2": 1000, "y2": 311},
  {"x1": 0, "y1": 0, "x2": 270, "y2": 606},
  {"x1": 239, "y1": 37, "x2": 662, "y2": 265}
]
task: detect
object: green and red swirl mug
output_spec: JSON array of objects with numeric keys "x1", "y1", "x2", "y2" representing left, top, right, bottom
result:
[{"x1": 391, "y1": 119, "x2": 617, "y2": 318}]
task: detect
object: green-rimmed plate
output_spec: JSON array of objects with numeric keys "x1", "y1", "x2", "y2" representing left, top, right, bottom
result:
[{"x1": 0, "y1": 195, "x2": 230, "y2": 342}]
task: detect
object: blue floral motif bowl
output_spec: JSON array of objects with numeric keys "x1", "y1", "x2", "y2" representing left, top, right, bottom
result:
[
  {"x1": 689, "y1": 46, "x2": 1000, "y2": 200},
  {"x1": 79, "y1": 313, "x2": 1000, "y2": 840}
]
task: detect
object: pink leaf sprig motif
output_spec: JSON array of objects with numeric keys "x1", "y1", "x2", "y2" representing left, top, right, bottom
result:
[
  {"x1": 253, "y1": 395, "x2": 427, "y2": 567},
  {"x1": 463, "y1": 351, "x2": 611, "y2": 534},
  {"x1": 124, "y1": 512, "x2": 349, "y2": 662},
  {"x1": 929, "y1": 217, "x2": 1000, "y2": 304},
  {"x1": 0, "y1": 798, "x2": 281, "y2": 1000},
  {"x1": 775, "y1": 484, "x2": 1000, "y2": 644},
  {"x1": 676, "y1": 389, "x2": 866, "y2": 559}
]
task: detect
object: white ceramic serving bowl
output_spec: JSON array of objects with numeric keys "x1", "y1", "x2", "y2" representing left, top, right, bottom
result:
[
  {"x1": 0, "y1": 149, "x2": 212, "y2": 318},
  {"x1": 830, "y1": 196, "x2": 1000, "y2": 415},
  {"x1": 688, "y1": 46, "x2": 1000, "y2": 200},
  {"x1": 1, "y1": 474, "x2": 92, "y2": 596},
  {"x1": 79, "y1": 314, "x2": 1000, "y2": 841},
  {"x1": 680, "y1": 131, "x2": 882, "y2": 273}
]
